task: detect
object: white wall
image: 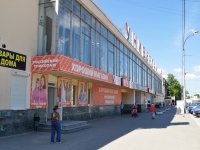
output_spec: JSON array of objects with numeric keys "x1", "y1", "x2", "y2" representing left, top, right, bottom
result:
[{"x1": 0, "y1": 0, "x2": 39, "y2": 109}]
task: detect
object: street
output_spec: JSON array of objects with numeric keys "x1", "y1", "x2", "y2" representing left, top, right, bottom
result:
[{"x1": 1, "y1": 107, "x2": 200, "y2": 150}]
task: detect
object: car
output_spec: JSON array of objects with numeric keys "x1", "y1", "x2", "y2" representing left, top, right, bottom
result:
[
  {"x1": 191, "y1": 106, "x2": 200, "y2": 114},
  {"x1": 188, "y1": 103, "x2": 200, "y2": 113},
  {"x1": 193, "y1": 110, "x2": 200, "y2": 117}
]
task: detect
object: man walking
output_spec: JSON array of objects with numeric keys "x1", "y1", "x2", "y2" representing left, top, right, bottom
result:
[
  {"x1": 149, "y1": 103, "x2": 156, "y2": 119},
  {"x1": 120, "y1": 102, "x2": 124, "y2": 116}
]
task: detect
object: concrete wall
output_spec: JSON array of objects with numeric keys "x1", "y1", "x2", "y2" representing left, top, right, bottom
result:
[{"x1": 0, "y1": 0, "x2": 39, "y2": 109}]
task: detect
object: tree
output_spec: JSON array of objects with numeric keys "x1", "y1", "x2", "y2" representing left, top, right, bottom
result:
[
  {"x1": 194, "y1": 94, "x2": 200, "y2": 98},
  {"x1": 166, "y1": 74, "x2": 182, "y2": 100},
  {"x1": 187, "y1": 96, "x2": 191, "y2": 99}
]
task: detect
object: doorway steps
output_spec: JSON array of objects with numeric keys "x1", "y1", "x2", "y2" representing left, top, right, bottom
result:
[{"x1": 38, "y1": 120, "x2": 91, "y2": 133}]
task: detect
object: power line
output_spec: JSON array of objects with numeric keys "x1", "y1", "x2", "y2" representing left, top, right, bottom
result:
[{"x1": 116, "y1": 0, "x2": 200, "y2": 20}]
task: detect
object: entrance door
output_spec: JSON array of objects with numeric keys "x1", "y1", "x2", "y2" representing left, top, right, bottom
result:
[
  {"x1": 47, "y1": 87, "x2": 55, "y2": 120},
  {"x1": 122, "y1": 93, "x2": 127, "y2": 104}
]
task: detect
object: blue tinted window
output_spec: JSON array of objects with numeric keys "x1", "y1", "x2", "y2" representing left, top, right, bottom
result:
[
  {"x1": 58, "y1": 5, "x2": 71, "y2": 57},
  {"x1": 101, "y1": 24, "x2": 107, "y2": 38},
  {"x1": 73, "y1": 0, "x2": 80, "y2": 16},
  {"x1": 72, "y1": 14, "x2": 80, "y2": 61},
  {"x1": 81, "y1": 7, "x2": 91, "y2": 25},
  {"x1": 82, "y1": 34, "x2": 90, "y2": 65},
  {"x1": 91, "y1": 29, "x2": 95, "y2": 67},
  {"x1": 61, "y1": 0, "x2": 72, "y2": 9},
  {"x1": 100, "y1": 36, "x2": 107, "y2": 72},
  {"x1": 96, "y1": 32, "x2": 100, "y2": 69}
]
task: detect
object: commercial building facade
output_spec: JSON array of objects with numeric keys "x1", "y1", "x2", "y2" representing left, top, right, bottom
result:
[{"x1": 0, "y1": 0, "x2": 162, "y2": 136}]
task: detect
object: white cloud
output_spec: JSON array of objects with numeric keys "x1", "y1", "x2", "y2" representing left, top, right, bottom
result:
[
  {"x1": 185, "y1": 73, "x2": 200, "y2": 80},
  {"x1": 193, "y1": 65, "x2": 200, "y2": 72},
  {"x1": 173, "y1": 68, "x2": 182, "y2": 73}
]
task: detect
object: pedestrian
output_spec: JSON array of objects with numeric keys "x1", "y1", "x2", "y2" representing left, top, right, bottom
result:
[
  {"x1": 51, "y1": 106, "x2": 61, "y2": 143},
  {"x1": 149, "y1": 103, "x2": 156, "y2": 119},
  {"x1": 120, "y1": 102, "x2": 124, "y2": 116},
  {"x1": 132, "y1": 107, "x2": 138, "y2": 117}
]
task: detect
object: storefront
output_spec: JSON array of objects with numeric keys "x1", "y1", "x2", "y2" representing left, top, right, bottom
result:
[{"x1": 31, "y1": 54, "x2": 123, "y2": 120}]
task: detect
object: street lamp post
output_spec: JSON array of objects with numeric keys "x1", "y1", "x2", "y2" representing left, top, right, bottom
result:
[{"x1": 183, "y1": 31, "x2": 199, "y2": 113}]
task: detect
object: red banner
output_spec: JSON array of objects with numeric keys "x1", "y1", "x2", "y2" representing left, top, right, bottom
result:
[
  {"x1": 31, "y1": 55, "x2": 113, "y2": 84},
  {"x1": 93, "y1": 84, "x2": 121, "y2": 106}
]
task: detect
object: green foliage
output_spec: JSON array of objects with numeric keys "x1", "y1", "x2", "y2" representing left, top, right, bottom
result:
[
  {"x1": 194, "y1": 94, "x2": 200, "y2": 98},
  {"x1": 166, "y1": 73, "x2": 182, "y2": 100},
  {"x1": 187, "y1": 96, "x2": 191, "y2": 99}
]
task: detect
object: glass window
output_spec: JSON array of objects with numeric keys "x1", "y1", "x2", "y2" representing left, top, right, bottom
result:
[
  {"x1": 120, "y1": 42, "x2": 123, "y2": 51},
  {"x1": 73, "y1": 0, "x2": 80, "y2": 16},
  {"x1": 58, "y1": 5, "x2": 71, "y2": 57},
  {"x1": 61, "y1": 0, "x2": 72, "y2": 9},
  {"x1": 130, "y1": 59, "x2": 133, "y2": 82},
  {"x1": 120, "y1": 51, "x2": 123, "y2": 77},
  {"x1": 100, "y1": 36, "x2": 107, "y2": 72},
  {"x1": 82, "y1": 21, "x2": 90, "y2": 37},
  {"x1": 91, "y1": 29, "x2": 95, "y2": 67},
  {"x1": 92, "y1": 16, "x2": 95, "y2": 29},
  {"x1": 116, "y1": 39, "x2": 119, "y2": 48},
  {"x1": 72, "y1": 14, "x2": 80, "y2": 61},
  {"x1": 101, "y1": 24, "x2": 107, "y2": 38},
  {"x1": 81, "y1": 7, "x2": 91, "y2": 25},
  {"x1": 108, "y1": 51, "x2": 114, "y2": 74},
  {"x1": 108, "y1": 31, "x2": 114, "y2": 44},
  {"x1": 82, "y1": 34, "x2": 90, "y2": 65},
  {"x1": 96, "y1": 20, "x2": 100, "y2": 32},
  {"x1": 96, "y1": 32, "x2": 100, "y2": 69},
  {"x1": 116, "y1": 48, "x2": 120, "y2": 76},
  {"x1": 114, "y1": 46, "x2": 116, "y2": 75},
  {"x1": 124, "y1": 55, "x2": 128, "y2": 78},
  {"x1": 134, "y1": 62, "x2": 137, "y2": 82},
  {"x1": 108, "y1": 42, "x2": 114, "y2": 52},
  {"x1": 124, "y1": 47, "x2": 128, "y2": 55}
]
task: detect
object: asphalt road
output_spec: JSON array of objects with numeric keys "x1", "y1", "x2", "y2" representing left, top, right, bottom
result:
[{"x1": 1, "y1": 107, "x2": 200, "y2": 150}]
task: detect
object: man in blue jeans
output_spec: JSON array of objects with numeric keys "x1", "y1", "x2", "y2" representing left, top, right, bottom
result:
[
  {"x1": 51, "y1": 106, "x2": 61, "y2": 143},
  {"x1": 120, "y1": 102, "x2": 124, "y2": 116}
]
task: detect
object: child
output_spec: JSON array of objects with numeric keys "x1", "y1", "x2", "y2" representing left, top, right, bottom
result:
[{"x1": 132, "y1": 107, "x2": 138, "y2": 117}]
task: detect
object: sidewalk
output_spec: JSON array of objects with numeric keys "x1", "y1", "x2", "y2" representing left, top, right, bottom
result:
[{"x1": 0, "y1": 107, "x2": 200, "y2": 150}]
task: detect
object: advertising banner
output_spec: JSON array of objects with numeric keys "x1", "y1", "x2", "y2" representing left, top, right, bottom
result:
[
  {"x1": 57, "y1": 77, "x2": 72, "y2": 107},
  {"x1": 113, "y1": 75, "x2": 121, "y2": 86},
  {"x1": 0, "y1": 48, "x2": 26, "y2": 70},
  {"x1": 77, "y1": 81, "x2": 88, "y2": 106},
  {"x1": 121, "y1": 78, "x2": 130, "y2": 87},
  {"x1": 30, "y1": 73, "x2": 48, "y2": 108},
  {"x1": 93, "y1": 84, "x2": 121, "y2": 106},
  {"x1": 32, "y1": 55, "x2": 113, "y2": 84}
]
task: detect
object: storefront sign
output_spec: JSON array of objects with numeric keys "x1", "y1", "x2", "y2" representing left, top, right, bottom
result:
[
  {"x1": 32, "y1": 55, "x2": 113, "y2": 84},
  {"x1": 93, "y1": 84, "x2": 121, "y2": 106},
  {"x1": 121, "y1": 78, "x2": 130, "y2": 87},
  {"x1": 30, "y1": 73, "x2": 48, "y2": 108},
  {"x1": 113, "y1": 75, "x2": 121, "y2": 86},
  {"x1": 0, "y1": 48, "x2": 26, "y2": 70},
  {"x1": 77, "y1": 81, "x2": 88, "y2": 106},
  {"x1": 57, "y1": 77, "x2": 72, "y2": 107}
]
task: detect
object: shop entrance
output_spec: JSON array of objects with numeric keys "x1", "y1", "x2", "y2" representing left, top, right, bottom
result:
[{"x1": 47, "y1": 86, "x2": 56, "y2": 120}]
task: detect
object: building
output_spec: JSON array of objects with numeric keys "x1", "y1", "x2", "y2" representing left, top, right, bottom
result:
[{"x1": 0, "y1": 0, "x2": 162, "y2": 136}]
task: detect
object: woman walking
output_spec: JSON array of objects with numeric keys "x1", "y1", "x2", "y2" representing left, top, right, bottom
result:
[{"x1": 51, "y1": 106, "x2": 61, "y2": 143}]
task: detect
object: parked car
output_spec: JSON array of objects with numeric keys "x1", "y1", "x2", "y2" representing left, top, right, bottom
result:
[
  {"x1": 188, "y1": 103, "x2": 200, "y2": 113},
  {"x1": 193, "y1": 110, "x2": 200, "y2": 117},
  {"x1": 191, "y1": 106, "x2": 200, "y2": 114}
]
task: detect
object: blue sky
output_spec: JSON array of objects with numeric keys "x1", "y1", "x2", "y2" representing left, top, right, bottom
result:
[{"x1": 95, "y1": 0, "x2": 200, "y2": 97}]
